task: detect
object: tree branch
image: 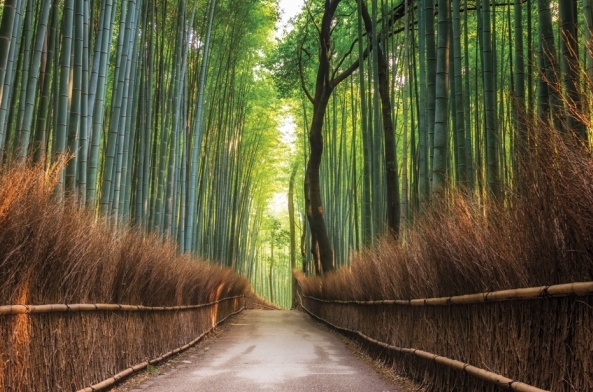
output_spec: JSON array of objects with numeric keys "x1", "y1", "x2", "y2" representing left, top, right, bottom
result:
[
  {"x1": 304, "y1": 0, "x2": 321, "y2": 36},
  {"x1": 298, "y1": 42, "x2": 315, "y2": 104},
  {"x1": 332, "y1": 38, "x2": 360, "y2": 80}
]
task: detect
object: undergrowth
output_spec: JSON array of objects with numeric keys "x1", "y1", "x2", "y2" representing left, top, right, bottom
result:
[{"x1": 0, "y1": 158, "x2": 251, "y2": 307}]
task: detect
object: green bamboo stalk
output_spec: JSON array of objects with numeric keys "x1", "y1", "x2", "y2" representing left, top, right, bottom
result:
[
  {"x1": 33, "y1": 0, "x2": 60, "y2": 163},
  {"x1": 65, "y1": 0, "x2": 85, "y2": 191},
  {"x1": 100, "y1": 0, "x2": 136, "y2": 214},
  {"x1": 0, "y1": 0, "x2": 24, "y2": 154},
  {"x1": 15, "y1": 0, "x2": 51, "y2": 160},
  {"x1": 87, "y1": 0, "x2": 114, "y2": 205},
  {"x1": 186, "y1": 0, "x2": 217, "y2": 252},
  {"x1": 431, "y1": 0, "x2": 450, "y2": 192},
  {"x1": 0, "y1": 0, "x2": 17, "y2": 100},
  {"x1": 53, "y1": 0, "x2": 74, "y2": 170},
  {"x1": 451, "y1": 0, "x2": 466, "y2": 187},
  {"x1": 77, "y1": 0, "x2": 91, "y2": 202}
]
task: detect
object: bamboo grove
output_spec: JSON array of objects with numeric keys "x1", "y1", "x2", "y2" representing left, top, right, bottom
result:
[
  {"x1": 2, "y1": 0, "x2": 593, "y2": 308},
  {"x1": 273, "y1": 0, "x2": 593, "y2": 275},
  {"x1": 0, "y1": 0, "x2": 287, "y2": 297}
]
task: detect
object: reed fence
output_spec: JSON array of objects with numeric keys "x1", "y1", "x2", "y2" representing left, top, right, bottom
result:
[
  {"x1": 0, "y1": 295, "x2": 250, "y2": 391},
  {"x1": 298, "y1": 280, "x2": 593, "y2": 391}
]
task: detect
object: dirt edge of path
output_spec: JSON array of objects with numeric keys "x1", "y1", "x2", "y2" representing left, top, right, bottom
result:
[
  {"x1": 301, "y1": 311, "x2": 426, "y2": 392},
  {"x1": 108, "y1": 309, "x2": 425, "y2": 392},
  {"x1": 107, "y1": 311, "x2": 248, "y2": 391}
]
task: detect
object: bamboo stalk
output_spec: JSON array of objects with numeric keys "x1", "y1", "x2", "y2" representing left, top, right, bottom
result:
[
  {"x1": 301, "y1": 281, "x2": 593, "y2": 306},
  {"x1": 77, "y1": 306, "x2": 246, "y2": 392},
  {"x1": 299, "y1": 296, "x2": 549, "y2": 392},
  {"x1": 0, "y1": 295, "x2": 244, "y2": 315}
]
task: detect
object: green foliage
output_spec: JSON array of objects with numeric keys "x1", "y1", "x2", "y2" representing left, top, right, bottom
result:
[{"x1": 146, "y1": 364, "x2": 159, "y2": 374}]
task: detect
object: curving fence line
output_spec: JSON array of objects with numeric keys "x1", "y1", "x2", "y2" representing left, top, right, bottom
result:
[
  {"x1": 0, "y1": 295, "x2": 249, "y2": 391},
  {"x1": 298, "y1": 281, "x2": 593, "y2": 391},
  {"x1": 77, "y1": 304, "x2": 245, "y2": 392},
  {"x1": 0, "y1": 295, "x2": 246, "y2": 315},
  {"x1": 302, "y1": 281, "x2": 593, "y2": 306},
  {"x1": 299, "y1": 295, "x2": 546, "y2": 392}
]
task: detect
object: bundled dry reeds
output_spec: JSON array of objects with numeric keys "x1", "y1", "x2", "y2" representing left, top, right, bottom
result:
[
  {"x1": 297, "y1": 121, "x2": 593, "y2": 391},
  {"x1": 0, "y1": 161, "x2": 262, "y2": 391}
]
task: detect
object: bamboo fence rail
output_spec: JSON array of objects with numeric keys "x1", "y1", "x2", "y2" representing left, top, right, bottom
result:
[
  {"x1": 298, "y1": 294, "x2": 549, "y2": 392},
  {"x1": 0, "y1": 295, "x2": 253, "y2": 391},
  {"x1": 302, "y1": 281, "x2": 593, "y2": 306},
  {"x1": 0, "y1": 295, "x2": 245, "y2": 316},
  {"x1": 76, "y1": 306, "x2": 246, "y2": 392}
]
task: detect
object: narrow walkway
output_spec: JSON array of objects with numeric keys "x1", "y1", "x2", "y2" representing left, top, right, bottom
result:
[{"x1": 131, "y1": 310, "x2": 400, "y2": 391}]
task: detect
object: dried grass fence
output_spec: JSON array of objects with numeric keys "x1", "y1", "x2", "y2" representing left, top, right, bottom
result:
[
  {"x1": 295, "y1": 121, "x2": 593, "y2": 391},
  {"x1": 0, "y1": 162, "x2": 274, "y2": 390},
  {"x1": 0, "y1": 295, "x2": 252, "y2": 391},
  {"x1": 297, "y1": 278, "x2": 593, "y2": 391}
]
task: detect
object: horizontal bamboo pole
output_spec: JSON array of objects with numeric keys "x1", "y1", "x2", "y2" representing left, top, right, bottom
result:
[
  {"x1": 0, "y1": 295, "x2": 244, "y2": 316},
  {"x1": 77, "y1": 305, "x2": 246, "y2": 392},
  {"x1": 302, "y1": 281, "x2": 593, "y2": 306},
  {"x1": 298, "y1": 296, "x2": 549, "y2": 392}
]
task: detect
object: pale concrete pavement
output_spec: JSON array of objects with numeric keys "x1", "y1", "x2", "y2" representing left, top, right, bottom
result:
[{"x1": 130, "y1": 310, "x2": 400, "y2": 391}]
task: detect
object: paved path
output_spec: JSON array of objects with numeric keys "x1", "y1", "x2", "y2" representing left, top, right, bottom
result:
[{"x1": 131, "y1": 310, "x2": 398, "y2": 391}]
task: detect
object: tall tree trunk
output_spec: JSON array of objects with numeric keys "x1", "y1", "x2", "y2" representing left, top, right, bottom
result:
[
  {"x1": 288, "y1": 165, "x2": 297, "y2": 307},
  {"x1": 15, "y1": 0, "x2": 51, "y2": 160},
  {"x1": 481, "y1": 0, "x2": 500, "y2": 197},
  {"x1": 0, "y1": 0, "x2": 17, "y2": 100},
  {"x1": 87, "y1": 0, "x2": 114, "y2": 204},
  {"x1": 431, "y1": 0, "x2": 450, "y2": 192},
  {"x1": 65, "y1": 0, "x2": 85, "y2": 191},
  {"x1": 425, "y1": 0, "x2": 436, "y2": 191},
  {"x1": 418, "y1": 0, "x2": 429, "y2": 204},
  {"x1": 513, "y1": 0, "x2": 526, "y2": 181},
  {"x1": 538, "y1": 0, "x2": 564, "y2": 131},
  {"x1": 559, "y1": 0, "x2": 587, "y2": 142},
  {"x1": 356, "y1": 0, "x2": 373, "y2": 244},
  {"x1": 186, "y1": 0, "x2": 217, "y2": 252},
  {"x1": 304, "y1": 0, "x2": 340, "y2": 274},
  {"x1": 359, "y1": 0, "x2": 400, "y2": 236},
  {"x1": 53, "y1": 0, "x2": 74, "y2": 177},
  {"x1": 452, "y1": 0, "x2": 466, "y2": 187}
]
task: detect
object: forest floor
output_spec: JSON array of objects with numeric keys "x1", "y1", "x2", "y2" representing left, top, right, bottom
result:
[{"x1": 111, "y1": 309, "x2": 423, "y2": 391}]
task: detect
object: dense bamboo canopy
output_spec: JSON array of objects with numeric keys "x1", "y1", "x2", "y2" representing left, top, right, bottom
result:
[{"x1": 2, "y1": 0, "x2": 593, "y2": 307}]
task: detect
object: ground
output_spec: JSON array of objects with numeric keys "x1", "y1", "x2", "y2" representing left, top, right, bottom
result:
[{"x1": 110, "y1": 310, "x2": 424, "y2": 392}]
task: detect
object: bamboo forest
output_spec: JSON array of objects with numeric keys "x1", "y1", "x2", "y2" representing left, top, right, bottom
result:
[
  {"x1": 0, "y1": 0, "x2": 591, "y2": 312},
  {"x1": 2, "y1": 0, "x2": 593, "y2": 390}
]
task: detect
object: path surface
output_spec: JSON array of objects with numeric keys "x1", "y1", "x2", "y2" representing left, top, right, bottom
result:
[{"x1": 130, "y1": 310, "x2": 399, "y2": 391}]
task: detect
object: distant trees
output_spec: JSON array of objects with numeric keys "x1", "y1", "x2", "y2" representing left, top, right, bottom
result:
[
  {"x1": 273, "y1": 0, "x2": 593, "y2": 275},
  {"x1": 291, "y1": 0, "x2": 408, "y2": 274}
]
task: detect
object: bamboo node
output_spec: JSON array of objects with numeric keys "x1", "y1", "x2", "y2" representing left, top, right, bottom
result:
[
  {"x1": 540, "y1": 286, "x2": 551, "y2": 298},
  {"x1": 462, "y1": 363, "x2": 470, "y2": 373}
]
